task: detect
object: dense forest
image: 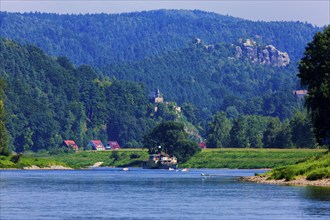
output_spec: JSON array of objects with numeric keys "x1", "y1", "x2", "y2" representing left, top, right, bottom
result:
[
  {"x1": 106, "y1": 40, "x2": 304, "y2": 123},
  {"x1": 0, "y1": 10, "x2": 321, "y2": 65},
  {"x1": 0, "y1": 10, "x2": 324, "y2": 152},
  {"x1": 0, "y1": 39, "x2": 317, "y2": 152},
  {"x1": 0, "y1": 39, "x2": 189, "y2": 152},
  {"x1": 0, "y1": 10, "x2": 322, "y2": 122}
]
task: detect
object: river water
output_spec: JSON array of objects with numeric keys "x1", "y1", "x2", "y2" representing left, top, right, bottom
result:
[{"x1": 0, "y1": 168, "x2": 329, "y2": 219}]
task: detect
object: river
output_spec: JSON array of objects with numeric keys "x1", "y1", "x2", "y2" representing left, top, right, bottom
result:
[{"x1": 0, "y1": 168, "x2": 329, "y2": 219}]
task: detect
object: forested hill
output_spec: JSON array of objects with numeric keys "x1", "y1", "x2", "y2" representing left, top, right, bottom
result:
[
  {"x1": 106, "y1": 40, "x2": 302, "y2": 120},
  {"x1": 0, "y1": 39, "x2": 166, "y2": 152},
  {"x1": 0, "y1": 10, "x2": 321, "y2": 66}
]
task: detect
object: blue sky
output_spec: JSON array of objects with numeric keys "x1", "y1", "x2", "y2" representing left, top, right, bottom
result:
[{"x1": 1, "y1": 0, "x2": 329, "y2": 27}]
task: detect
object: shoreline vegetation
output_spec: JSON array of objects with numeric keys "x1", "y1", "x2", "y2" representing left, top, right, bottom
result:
[
  {"x1": 241, "y1": 151, "x2": 330, "y2": 187},
  {"x1": 1, "y1": 148, "x2": 329, "y2": 187}
]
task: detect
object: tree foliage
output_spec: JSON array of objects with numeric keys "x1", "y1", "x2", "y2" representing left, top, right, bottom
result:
[
  {"x1": 207, "y1": 112, "x2": 232, "y2": 148},
  {"x1": 0, "y1": 10, "x2": 320, "y2": 65},
  {"x1": 206, "y1": 111, "x2": 315, "y2": 149},
  {"x1": 298, "y1": 26, "x2": 330, "y2": 147},
  {"x1": 142, "y1": 121, "x2": 200, "y2": 162},
  {"x1": 0, "y1": 39, "x2": 158, "y2": 151},
  {"x1": 0, "y1": 79, "x2": 9, "y2": 155}
]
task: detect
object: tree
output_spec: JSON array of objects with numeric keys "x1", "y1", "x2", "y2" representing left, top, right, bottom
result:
[
  {"x1": 142, "y1": 121, "x2": 200, "y2": 162},
  {"x1": 298, "y1": 26, "x2": 330, "y2": 148},
  {"x1": 290, "y1": 110, "x2": 316, "y2": 148},
  {"x1": 0, "y1": 79, "x2": 9, "y2": 155},
  {"x1": 206, "y1": 112, "x2": 232, "y2": 148},
  {"x1": 262, "y1": 117, "x2": 281, "y2": 148},
  {"x1": 229, "y1": 117, "x2": 249, "y2": 148}
]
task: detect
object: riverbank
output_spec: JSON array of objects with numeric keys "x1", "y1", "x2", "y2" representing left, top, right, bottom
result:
[
  {"x1": 181, "y1": 148, "x2": 326, "y2": 169},
  {"x1": 240, "y1": 175, "x2": 330, "y2": 187},
  {"x1": 241, "y1": 151, "x2": 330, "y2": 186},
  {"x1": 1, "y1": 148, "x2": 327, "y2": 169},
  {"x1": 23, "y1": 165, "x2": 73, "y2": 170}
]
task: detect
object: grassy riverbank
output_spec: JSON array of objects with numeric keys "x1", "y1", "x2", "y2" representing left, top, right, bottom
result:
[
  {"x1": 242, "y1": 151, "x2": 329, "y2": 185},
  {"x1": 180, "y1": 148, "x2": 326, "y2": 169},
  {"x1": 0, "y1": 154, "x2": 67, "y2": 169},
  {"x1": 269, "y1": 151, "x2": 329, "y2": 181},
  {"x1": 0, "y1": 148, "x2": 326, "y2": 170},
  {"x1": 50, "y1": 149, "x2": 150, "y2": 169}
]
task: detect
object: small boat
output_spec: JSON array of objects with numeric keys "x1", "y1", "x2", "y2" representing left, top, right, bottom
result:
[
  {"x1": 122, "y1": 167, "x2": 129, "y2": 171},
  {"x1": 181, "y1": 168, "x2": 188, "y2": 172},
  {"x1": 143, "y1": 154, "x2": 178, "y2": 169}
]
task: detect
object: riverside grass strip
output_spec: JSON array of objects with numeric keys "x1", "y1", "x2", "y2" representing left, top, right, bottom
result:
[
  {"x1": 180, "y1": 148, "x2": 327, "y2": 169},
  {"x1": 1, "y1": 148, "x2": 326, "y2": 169}
]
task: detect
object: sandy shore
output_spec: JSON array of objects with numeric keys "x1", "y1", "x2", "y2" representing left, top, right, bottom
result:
[
  {"x1": 23, "y1": 165, "x2": 73, "y2": 170},
  {"x1": 90, "y1": 162, "x2": 104, "y2": 167},
  {"x1": 240, "y1": 175, "x2": 330, "y2": 187}
]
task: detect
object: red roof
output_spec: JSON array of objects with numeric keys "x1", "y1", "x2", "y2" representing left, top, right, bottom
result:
[
  {"x1": 108, "y1": 141, "x2": 121, "y2": 149},
  {"x1": 89, "y1": 140, "x2": 105, "y2": 149},
  {"x1": 63, "y1": 140, "x2": 79, "y2": 150},
  {"x1": 198, "y1": 142, "x2": 207, "y2": 149}
]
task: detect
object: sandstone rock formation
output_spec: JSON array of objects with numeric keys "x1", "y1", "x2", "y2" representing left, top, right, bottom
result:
[{"x1": 235, "y1": 39, "x2": 290, "y2": 67}]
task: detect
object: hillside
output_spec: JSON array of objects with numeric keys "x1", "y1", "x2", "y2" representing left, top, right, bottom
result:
[
  {"x1": 0, "y1": 10, "x2": 321, "y2": 66},
  {"x1": 0, "y1": 10, "x2": 321, "y2": 121},
  {"x1": 0, "y1": 39, "x2": 161, "y2": 151},
  {"x1": 106, "y1": 39, "x2": 302, "y2": 120}
]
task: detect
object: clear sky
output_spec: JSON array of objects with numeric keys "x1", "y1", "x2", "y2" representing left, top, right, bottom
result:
[{"x1": 1, "y1": 0, "x2": 329, "y2": 27}]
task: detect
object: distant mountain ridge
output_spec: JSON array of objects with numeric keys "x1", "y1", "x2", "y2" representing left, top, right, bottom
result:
[{"x1": 0, "y1": 10, "x2": 321, "y2": 66}]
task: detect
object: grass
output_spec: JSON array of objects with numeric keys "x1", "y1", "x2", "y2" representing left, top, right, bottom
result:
[
  {"x1": 269, "y1": 151, "x2": 330, "y2": 181},
  {"x1": 0, "y1": 154, "x2": 67, "y2": 169},
  {"x1": 180, "y1": 148, "x2": 326, "y2": 169},
  {"x1": 49, "y1": 149, "x2": 150, "y2": 169},
  {"x1": 1, "y1": 148, "x2": 327, "y2": 171}
]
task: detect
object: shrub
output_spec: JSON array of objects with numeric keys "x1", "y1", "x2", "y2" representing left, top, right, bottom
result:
[
  {"x1": 10, "y1": 154, "x2": 22, "y2": 163},
  {"x1": 307, "y1": 168, "x2": 330, "y2": 180},
  {"x1": 130, "y1": 153, "x2": 140, "y2": 159},
  {"x1": 271, "y1": 167, "x2": 296, "y2": 181}
]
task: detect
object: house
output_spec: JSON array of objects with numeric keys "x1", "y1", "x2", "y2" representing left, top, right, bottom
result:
[
  {"x1": 61, "y1": 140, "x2": 79, "y2": 151},
  {"x1": 106, "y1": 141, "x2": 121, "y2": 150},
  {"x1": 199, "y1": 142, "x2": 207, "y2": 149},
  {"x1": 88, "y1": 140, "x2": 106, "y2": 151},
  {"x1": 293, "y1": 90, "x2": 308, "y2": 98}
]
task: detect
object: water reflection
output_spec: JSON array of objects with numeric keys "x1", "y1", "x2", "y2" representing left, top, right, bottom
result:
[
  {"x1": 301, "y1": 186, "x2": 330, "y2": 201},
  {"x1": 298, "y1": 186, "x2": 330, "y2": 218}
]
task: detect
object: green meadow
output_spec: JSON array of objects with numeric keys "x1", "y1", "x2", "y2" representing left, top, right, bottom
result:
[
  {"x1": 180, "y1": 148, "x2": 327, "y2": 169},
  {"x1": 1, "y1": 148, "x2": 327, "y2": 170}
]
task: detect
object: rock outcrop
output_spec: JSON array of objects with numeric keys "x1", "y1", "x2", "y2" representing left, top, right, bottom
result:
[{"x1": 235, "y1": 39, "x2": 290, "y2": 67}]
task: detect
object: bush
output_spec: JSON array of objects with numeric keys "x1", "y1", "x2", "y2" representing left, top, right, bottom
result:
[
  {"x1": 307, "y1": 168, "x2": 330, "y2": 180},
  {"x1": 111, "y1": 151, "x2": 120, "y2": 161},
  {"x1": 271, "y1": 167, "x2": 296, "y2": 181},
  {"x1": 10, "y1": 154, "x2": 22, "y2": 163},
  {"x1": 130, "y1": 153, "x2": 140, "y2": 159}
]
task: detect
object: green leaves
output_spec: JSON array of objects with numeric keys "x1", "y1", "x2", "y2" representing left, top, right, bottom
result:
[
  {"x1": 298, "y1": 26, "x2": 330, "y2": 146},
  {"x1": 142, "y1": 121, "x2": 200, "y2": 162}
]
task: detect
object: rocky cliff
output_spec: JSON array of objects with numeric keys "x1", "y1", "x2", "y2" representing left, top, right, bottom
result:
[{"x1": 235, "y1": 39, "x2": 290, "y2": 67}]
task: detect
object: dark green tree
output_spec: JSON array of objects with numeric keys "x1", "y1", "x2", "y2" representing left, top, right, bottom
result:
[
  {"x1": 142, "y1": 121, "x2": 200, "y2": 162},
  {"x1": 206, "y1": 112, "x2": 232, "y2": 148},
  {"x1": 229, "y1": 117, "x2": 249, "y2": 148},
  {"x1": 298, "y1": 26, "x2": 330, "y2": 148},
  {"x1": 0, "y1": 79, "x2": 9, "y2": 155},
  {"x1": 290, "y1": 110, "x2": 316, "y2": 148}
]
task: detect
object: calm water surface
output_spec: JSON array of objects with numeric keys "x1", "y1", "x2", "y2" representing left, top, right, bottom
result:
[{"x1": 0, "y1": 168, "x2": 329, "y2": 220}]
